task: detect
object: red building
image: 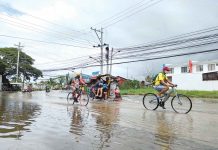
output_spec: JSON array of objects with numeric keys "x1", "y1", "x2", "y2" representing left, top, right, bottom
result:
[{"x1": 115, "y1": 76, "x2": 127, "y2": 86}]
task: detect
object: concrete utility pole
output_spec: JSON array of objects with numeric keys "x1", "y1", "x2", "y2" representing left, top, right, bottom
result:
[
  {"x1": 105, "y1": 46, "x2": 109, "y2": 74},
  {"x1": 91, "y1": 27, "x2": 104, "y2": 74},
  {"x1": 110, "y1": 48, "x2": 113, "y2": 75},
  {"x1": 14, "y1": 42, "x2": 24, "y2": 83}
]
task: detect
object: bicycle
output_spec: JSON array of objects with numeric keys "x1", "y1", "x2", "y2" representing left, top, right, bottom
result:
[
  {"x1": 67, "y1": 85, "x2": 89, "y2": 106},
  {"x1": 143, "y1": 86, "x2": 192, "y2": 114}
]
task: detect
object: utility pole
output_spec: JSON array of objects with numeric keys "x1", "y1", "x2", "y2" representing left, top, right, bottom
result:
[
  {"x1": 110, "y1": 48, "x2": 113, "y2": 75},
  {"x1": 14, "y1": 42, "x2": 24, "y2": 83},
  {"x1": 91, "y1": 27, "x2": 104, "y2": 74},
  {"x1": 105, "y1": 46, "x2": 109, "y2": 74}
]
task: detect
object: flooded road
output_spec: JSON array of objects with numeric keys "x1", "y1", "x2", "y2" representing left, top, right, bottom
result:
[{"x1": 0, "y1": 91, "x2": 218, "y2": 150}]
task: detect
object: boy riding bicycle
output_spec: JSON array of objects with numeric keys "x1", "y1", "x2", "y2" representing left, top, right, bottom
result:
[{"x1": 153, "y1": 66, "x2": 177, "y2": 109}]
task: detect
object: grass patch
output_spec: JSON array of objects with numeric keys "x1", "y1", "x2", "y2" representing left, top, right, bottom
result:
[
  {"x1": 120, "y1": 87, "x2": 157, "y2": 95},
  {"x1": 120, "y1": 88, "x2": 218, "y2": 99},
  {"x1": 177, "y1": 90, "x2": 218, "y2": 99}
]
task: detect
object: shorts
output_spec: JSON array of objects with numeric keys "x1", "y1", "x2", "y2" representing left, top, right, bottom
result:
[{"x1": 154, "y1": 85, "x2": 165, "y2": 92}]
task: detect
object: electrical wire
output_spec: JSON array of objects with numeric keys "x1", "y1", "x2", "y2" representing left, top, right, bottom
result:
[
  {"x1": 0, "y1": 34, "x2": 94, "y2": 49},
  {"x1": 41, "y1": 48, "x2": 218, "y2": 72},
  {"x1": 103, "y1": 0, "x2": 164, "y2": 28},
  {"x1": 0, "y1": 14, "x2": 96, "y2": 46}
]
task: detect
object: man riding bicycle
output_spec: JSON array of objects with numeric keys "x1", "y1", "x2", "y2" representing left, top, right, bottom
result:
[{"x1": 153, "y1": 66, "x2": 177, "y2": 109}]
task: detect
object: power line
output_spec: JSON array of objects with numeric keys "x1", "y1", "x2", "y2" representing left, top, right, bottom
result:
[
  {"x1": 114, "y1": 34, "x2": 218, "y2": 59},
  {"x1": 24, "y1": 12, "x2": 89, "y2": 34},
  {"x1": 92, "y1": 0, "x2": 150, "y2": 27},
  {"x1": 117, "y1": 26, "x2": 218, "y2": 50},
  {"x1": 114, "y1": 39, "x2": 218, "y2": 60},
  {"x1": 39, "y1": 34, "x2": 218, "y2": 71},
  {"x1": 40, "y1": 48, "x2": 218, "y2": 71},
  {"x1": 34, "y1": 52, "x2": 101, "y2": 66},
  {"x1": 0, "y1": 14, "x2": 96, "y2": 46},
  {"x1": 111, "y1": 48, "x2": 218, "y2": 65},
  {"x1": 37, "y1": 29, "x2": 218, "y2": 71},
  {"x1": 0, "y1": 34, "x2": 94, "y2": 49},
  {"x1": 113, "y1": 31, "x2": 218, "y2": 59},
  {"x1": 115, "y1": 33, "x2": 218, "y2": 56},
  {"x1": 103, "y1": 0, "x2": 164, "y2": 28}
]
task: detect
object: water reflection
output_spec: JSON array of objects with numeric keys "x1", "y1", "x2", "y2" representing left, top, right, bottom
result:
[
  {"x1": 152, "y1": 112, "x2": 193, "y2": 150},
  {"x1": 154, "y1": 112, "x2": 174, "y2": 150},
  {"x1": 68, "y1": 106, "x2": 89, "y2": 136},
  {"x1": 0, "y1": 93, "x2": 41, "y2": 139},
  {"x1": 91, "y1": 102, "x2": 120, "y2": 149}
]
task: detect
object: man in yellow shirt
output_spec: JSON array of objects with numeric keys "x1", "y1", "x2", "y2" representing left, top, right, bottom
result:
[{"x1": 154, "y1": 66, "x2": 177, "y2": 109}]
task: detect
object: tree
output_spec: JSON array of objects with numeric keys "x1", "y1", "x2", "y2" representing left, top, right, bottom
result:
[
  {"x1": 57, "y1": 76, "x2": 65, "y2": 89},
  {"x1": 0, "y1": 47, "x2": 42, "y2": 83},
  {"x1": 47, "y1": 78, "x2": 57, "y2": 88},
  {"x1": 145, "y1": 75, "x2": 152, "y2": 83},
  {"x1": 120, "y1": 80, "x2": 140, "y2": 89}
]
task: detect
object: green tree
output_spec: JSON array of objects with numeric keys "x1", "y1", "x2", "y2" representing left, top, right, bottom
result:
[
  {"x1": 0, "y1": 47, "x2": 42, "y2": 83},
  {"x1": 120, "y1": 80, "x2": 140, "y2": 89},
  {"x1": 47, "y1": 78, "x2": 57, "y2": 88},
  {"x1": 57, "y1": 76, "x2": 65, "y2": 89}
]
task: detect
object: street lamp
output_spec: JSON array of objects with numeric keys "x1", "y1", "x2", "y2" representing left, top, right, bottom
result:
[{"x1": 110, "y1": 48, "x2": 120, "y2": 75}]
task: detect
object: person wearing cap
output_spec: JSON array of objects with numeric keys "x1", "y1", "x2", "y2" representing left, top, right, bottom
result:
[
  {"x1": 153, "y1": 66, "x2": 177, "y2": 109},
  {"x1": 71, "y1": 73, "x2": 86, "y2": 102}
]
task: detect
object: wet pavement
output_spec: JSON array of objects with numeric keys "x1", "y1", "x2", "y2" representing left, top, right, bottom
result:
[{"x1": 0, "y1": 90, "x2": 218, "y2": 150}]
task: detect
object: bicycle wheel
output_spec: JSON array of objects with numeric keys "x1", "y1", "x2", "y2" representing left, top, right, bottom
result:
[
  {"x1": 143, "y1": 93, "x2": 159, "y2": 110},
  {"x1": 89, "y1": 89, "x2": 95, "y2": 100},
  {"x1": 171, "y1": 94, "x2": 192, "y2": 114},
  {"x1": 67, "y1": 92, "x2": 75, "y2": 105},
  {"x1": 77, "y1": 91, "x2": 89, "y2": 106}
]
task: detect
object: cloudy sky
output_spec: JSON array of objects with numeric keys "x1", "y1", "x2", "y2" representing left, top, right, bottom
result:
[{"x1": 0, "y1": 0, "x2": 218, "y2": 80}]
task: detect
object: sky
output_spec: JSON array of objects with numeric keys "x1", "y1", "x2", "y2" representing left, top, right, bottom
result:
[{"x1": 0, "y1": 0, "x2": 218, "y2": 81}]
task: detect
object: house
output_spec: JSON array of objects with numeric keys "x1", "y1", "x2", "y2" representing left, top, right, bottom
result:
[
  {"x1": 116, "y1": 76, "x2": 127, "y2": 86},
  {"x1": 167, "y1": 60, "x2": 218, "y2": 91}
]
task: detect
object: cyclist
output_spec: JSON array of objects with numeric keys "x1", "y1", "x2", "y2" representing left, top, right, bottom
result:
[
  {"x1": 153, "y1": 66, "x2": 177, "y2": 109},
  {"x1": 71, "y1": 73, "x2": 86, "y2": 102}
]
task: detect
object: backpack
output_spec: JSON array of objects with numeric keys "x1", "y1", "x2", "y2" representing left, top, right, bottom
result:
[{"x1": 151, "y1": 73, "x2": 160, "y2": 85}]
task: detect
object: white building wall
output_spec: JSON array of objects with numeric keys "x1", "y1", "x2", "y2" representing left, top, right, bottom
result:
[
  {"x1": 167, "y1": 60, "x2": 218, "y2": 91},
  {"x1": 168, "y1": 65, "x2": 218, "y2": 91},
  {"x1": 174, "y1": 66, "x2": 182, "y2": 74},
  {"x1": 170, "y1": 73, "x2": 218, "y2": 91}
]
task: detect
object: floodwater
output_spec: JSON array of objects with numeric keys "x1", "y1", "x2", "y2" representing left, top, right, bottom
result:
[{"x1": 0, "y1": 91, "x2": 218, "y2": 150}]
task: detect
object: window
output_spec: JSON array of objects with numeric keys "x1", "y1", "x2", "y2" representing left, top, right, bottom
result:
[
  {"x1": 181, "y1": 66, "x2": 188, "y2": 73},
  {"x1": 196, "y1": 65, "x2": 203, "y2": 72},
  {"x1": 167, "y1": 68, "x2": 174, "y2": 74},
  {"x1": 208, "y1": 64, "x2": 215, "y2": 71},
  {"x1": 170, "y1": 68, "x2": 174, "y2": 74},
  {"x1": 203, "y1": 71, "x2": 218, "y2": 81}
]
